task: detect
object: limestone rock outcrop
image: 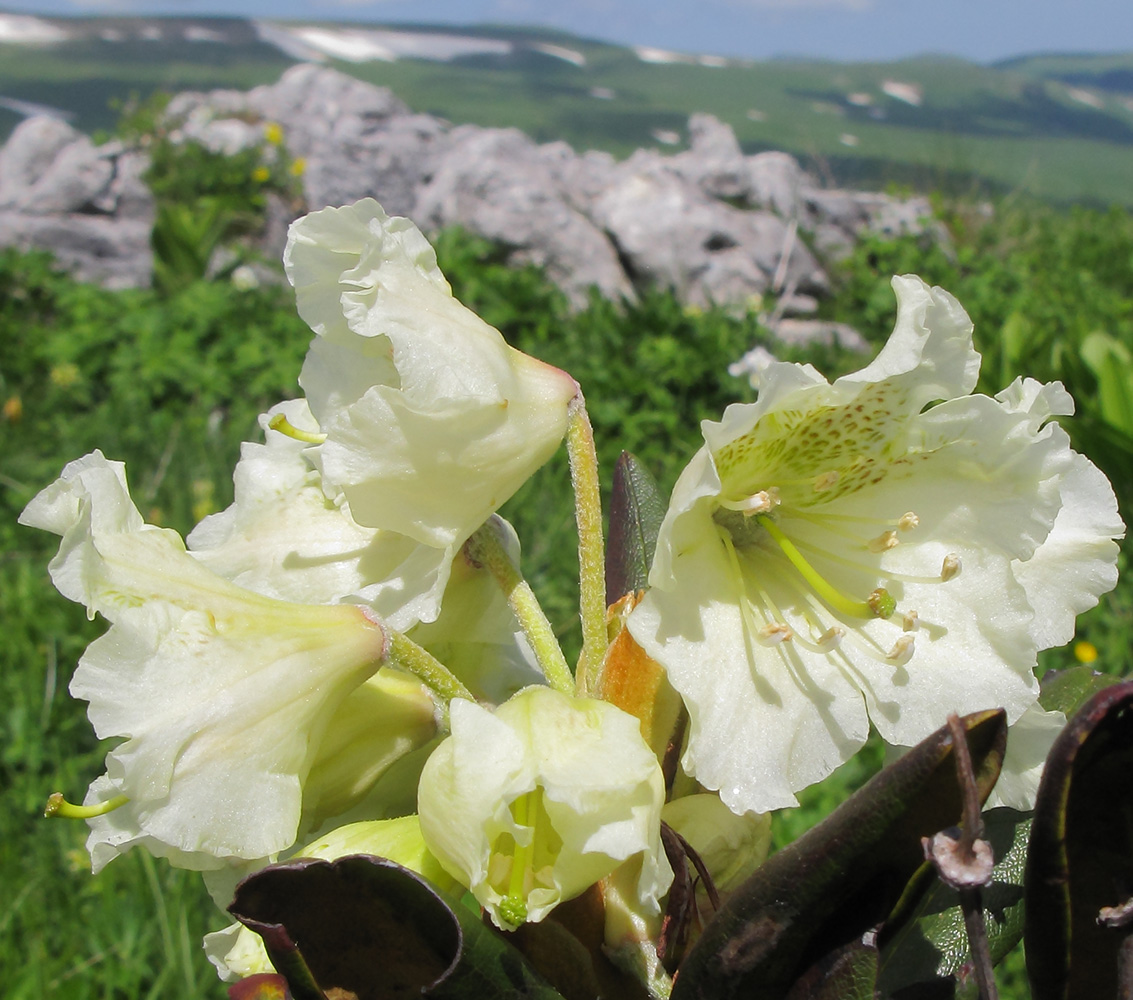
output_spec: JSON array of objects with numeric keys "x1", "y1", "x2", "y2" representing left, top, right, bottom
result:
[
  {"x1": 0, "y1": 64, "x2": 937, "y2": 330},
  {"x1": 0, "y1": 116, "x2": 154, "y2": 288}
]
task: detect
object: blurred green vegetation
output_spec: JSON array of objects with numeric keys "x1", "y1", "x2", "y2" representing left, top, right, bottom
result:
[{"x1": 2, "y1": 114, "x2": 1131, "y2": 996}]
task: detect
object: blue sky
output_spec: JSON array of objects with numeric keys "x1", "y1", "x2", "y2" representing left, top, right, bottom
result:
[{"x1": 6, "y1": 0, "x2": 1133, "y2": 64}]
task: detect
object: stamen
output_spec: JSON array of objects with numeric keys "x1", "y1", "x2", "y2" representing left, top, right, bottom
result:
[
  {"x1": 719, "y1": 529, "x2": 770, "y2": 670},
  {"x1": 867, "y1": 530, "x2": 899, "y2": 553},
  {"x1": 790, "y1": 535, "x2": 959, "y2": 586},
  {"x1": 813, "y1": 470, "x2": 839, "y2": 492},
  {"x1": 783, "y1": 508, "x2": 919, "y2": 535},
  {"x1": 757, "y1": 516, "x2": 894, "y2": 619},
  {"x1": 267, "y1": 413, "x2": 328, "y2": 444},
  {"x1": 941, "y1": 554, "x2": 962, "y2": 581},
  {"x1": 45, "y1": 791, "x2": 129, "y2": 820},
  {"x1": 719, "y1": 488, "x2": 781, "y2": 516},
  {"x1": 902, "y1": 610, "x2": 920, "y2": 632},
  {"x1": 886, "y1": 635, "x2": 915, "y2": 666},
  {"x1": 868, "y1": 588, "x2": 897, "y2": 619},
  {"x1": 793, "y1": 624, "x2": 845, "y2": 655},
  {"x1": 758, "y1": 622, "x2": 793, "y2": 645},
  {"x1": 816, "y1": 626, "x2": 845, "y2": 650},
  {"x1": 898, "y1": 512, "x2": 920, "y2": 531}
]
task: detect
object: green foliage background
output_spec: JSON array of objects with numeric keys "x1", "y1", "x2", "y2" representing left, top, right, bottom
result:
[{"x1": 1, "y1": 126, "x2": 1131, "y2": 997}]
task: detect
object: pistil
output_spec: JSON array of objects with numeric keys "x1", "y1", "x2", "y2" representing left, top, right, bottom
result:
[
  {"x1": 498, "y1": 790, "x2": 539, "y2": 928},
  {"x1": 756, "y1": 516, "x2": 895, "y2": 620},
  {"x1": 267, "y1": 413, "x2": 328, "y2": 444},
  {"x1": 45, "y1": 792, "x2": 128, "y2": 820}
]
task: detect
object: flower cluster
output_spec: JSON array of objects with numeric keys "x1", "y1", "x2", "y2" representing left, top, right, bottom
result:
[{"x1": 24, "y1": 200, "x2": 1122, "y2": 995}]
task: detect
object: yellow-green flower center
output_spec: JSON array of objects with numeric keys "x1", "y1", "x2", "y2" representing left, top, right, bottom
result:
[{"x1": 491, "y1": 788, "x2": 563, "y2": 930}]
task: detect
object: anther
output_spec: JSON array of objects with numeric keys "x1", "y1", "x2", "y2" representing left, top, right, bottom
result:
[
  {"x1": 898, "y1": 512, "x2": 919, "y2": 531},
  {"x1": 718, "y1": 488, "x2": 780, "y2": 516},
  {"x1": 868, "y1": 588, "x2": 897, "y2": 619},
  {"x1": 886, "y1": 635, "x2": 915, "y2": 666},
  {"x1": 868, "y1": 530, "x2": 899, "y2": 553},
  {"x1": 813, "y1": 471, "x2": 839, "y2": 492},
  {"x1": 902, "y1": 610, "x2": 920, "y2": 632},
  {"x1": 758, "y1": 623, "x2": 794, "y2": 645},
  {"x1": 267, "y1": 413, "x2": 328, "y2": 444},
  {"x1": 815, "y1": 626, "x2": 844, "y2": 651},
  {"x1": 941, "y1": 554, "x2": 962, "y2": 581}
]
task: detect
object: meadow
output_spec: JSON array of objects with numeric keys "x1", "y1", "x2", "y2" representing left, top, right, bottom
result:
[{"x1": 1, "y1": 122, "x2": 1132, "y2": 997}]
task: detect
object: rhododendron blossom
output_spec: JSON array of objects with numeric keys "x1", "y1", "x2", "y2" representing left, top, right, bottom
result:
[
  {"x1": 417, "y1": 686, "x2": 672, "y2": 930},
  {"x1": 285, "y1": 199, "x2": 579, "y2": 550},
  {"x1": 628, "y1": 275, "x2": 1123, "y2": 815}
]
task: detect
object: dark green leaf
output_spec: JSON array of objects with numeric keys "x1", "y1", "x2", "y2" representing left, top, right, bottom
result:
[
  {"x1": 1025, "y1": 679, "x2": 1133, "y2": 1000},
  {"x1": 1038, "y1": 665, "x2": 1120, "y2": 717},
  {"x1": 605, "y1": 451, "x2": 667, "y2": 605},
  {"x1": 229, "y1": 854, "x2": 567, "y2": 1000},
  {"x1": 671, "y1": 710, "x2": 1007, "y2": 1000},
  {"x1": 785, "y1": 938, "x2": 880, "y2": 1000},
  {"x1": 877, "y1": 808, "x2": 1030, "y2": 999}
]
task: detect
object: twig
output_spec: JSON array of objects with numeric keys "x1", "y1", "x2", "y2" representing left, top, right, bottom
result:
[{"x1": 920, "y1": 714, "x2": 998, "y2": 1000}]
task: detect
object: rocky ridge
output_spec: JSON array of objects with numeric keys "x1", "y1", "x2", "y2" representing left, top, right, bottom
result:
[{"x1": 0, "y1": 63, "x2": 936, "y2": 335}]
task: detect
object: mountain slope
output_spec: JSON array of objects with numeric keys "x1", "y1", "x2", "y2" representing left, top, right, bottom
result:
[{"x1": 1, "y1": 12, "x2": 1131, "y2": 206}]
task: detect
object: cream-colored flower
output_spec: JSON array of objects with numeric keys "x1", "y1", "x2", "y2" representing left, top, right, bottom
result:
[
  {"x1": 187, "y1": 400, "x2": 451, "y2": 632},
  {"x1": 284, "y1": 198, "x2": 579, "y2": 549},
  {"x1": 22, "y1": 452, "x2": 394, "y2": 869},
  {"x1": 984, "y1": 701, "x2": 1067, "y2": 811},
  {"x1": 417, "y1": 687, "x2": 672, "y2": 930},
  {"x1": 628, "y1": 275, "x2": 1123, "y2": 815}
]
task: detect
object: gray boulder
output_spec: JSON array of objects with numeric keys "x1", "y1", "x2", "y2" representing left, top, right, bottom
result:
[
  {"x1": 670, "y1": 113, "x2": 751, "y2": 201},
  {"x1": 801, "y1": 187, "x2": 936, "y2": 258},
  {"x1": 416, "y1": 125, "x2": 633, "y2": 307},
  {"x1": 591, "y1": 150, "x2": 827, "y2": 308},
  {"x1": 165, "y1": 65, "x2": 445, "y2": 227},
  {"x1": 0, "y1": 64, "x2": 944, "y2": 310},
  {"x1": 746, "y1": 151, "x2": 810, "y2": 219},
  {"x1": 0, "y1": 116, "x2": 153, "y2": 287}
]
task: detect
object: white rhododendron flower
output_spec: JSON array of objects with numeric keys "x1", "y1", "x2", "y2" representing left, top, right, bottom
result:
[
  {"x1": 187, "y1": 399, "x2": 452, "y2": 632},
  {"x1": 298, "y1": 668, "x2": 440, "y2": 832},
  {"x1": 21, "y1": 452, "x2": 393, "y2": 869},
  {"x1": 628, "y1": 275, "x2": 1123, "y2": 815},
  {"x1": 284, "y1": 198, "x2": 579, "y2": 549},
  {"x1": 417, "y1": 687, "x2": 672, "y2": 930}
]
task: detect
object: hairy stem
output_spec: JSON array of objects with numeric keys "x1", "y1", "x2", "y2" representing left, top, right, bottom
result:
[
  {"x1": 568, "y1": 394, "x2": 607, "y2": 694},
  {"x1": 465, "y1": 518, "x2": 574, "y2": 695}
]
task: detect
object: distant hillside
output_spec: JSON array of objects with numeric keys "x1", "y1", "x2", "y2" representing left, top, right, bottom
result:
[{"x1": 2, "y1": 11, "x2": 1132, "y2": 207}]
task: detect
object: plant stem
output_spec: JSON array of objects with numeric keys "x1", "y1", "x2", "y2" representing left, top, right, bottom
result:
[
  {"x1": 567, "y1": 394, "x2": 607, "y2": 694},
  {"x1": 948, "y1": 713, "x2": 999, "y2": 1000},
  {"x1": 386, "y1": 631, "x2": 474, "y2": 714},
  {"x1": 464, "y1": 518, "x2": 575, "y2": 696}
]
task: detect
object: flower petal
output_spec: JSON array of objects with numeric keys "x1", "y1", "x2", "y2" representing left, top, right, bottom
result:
[{"x1": 285, "y1": 199, "x2": 579, "y2": 548}]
